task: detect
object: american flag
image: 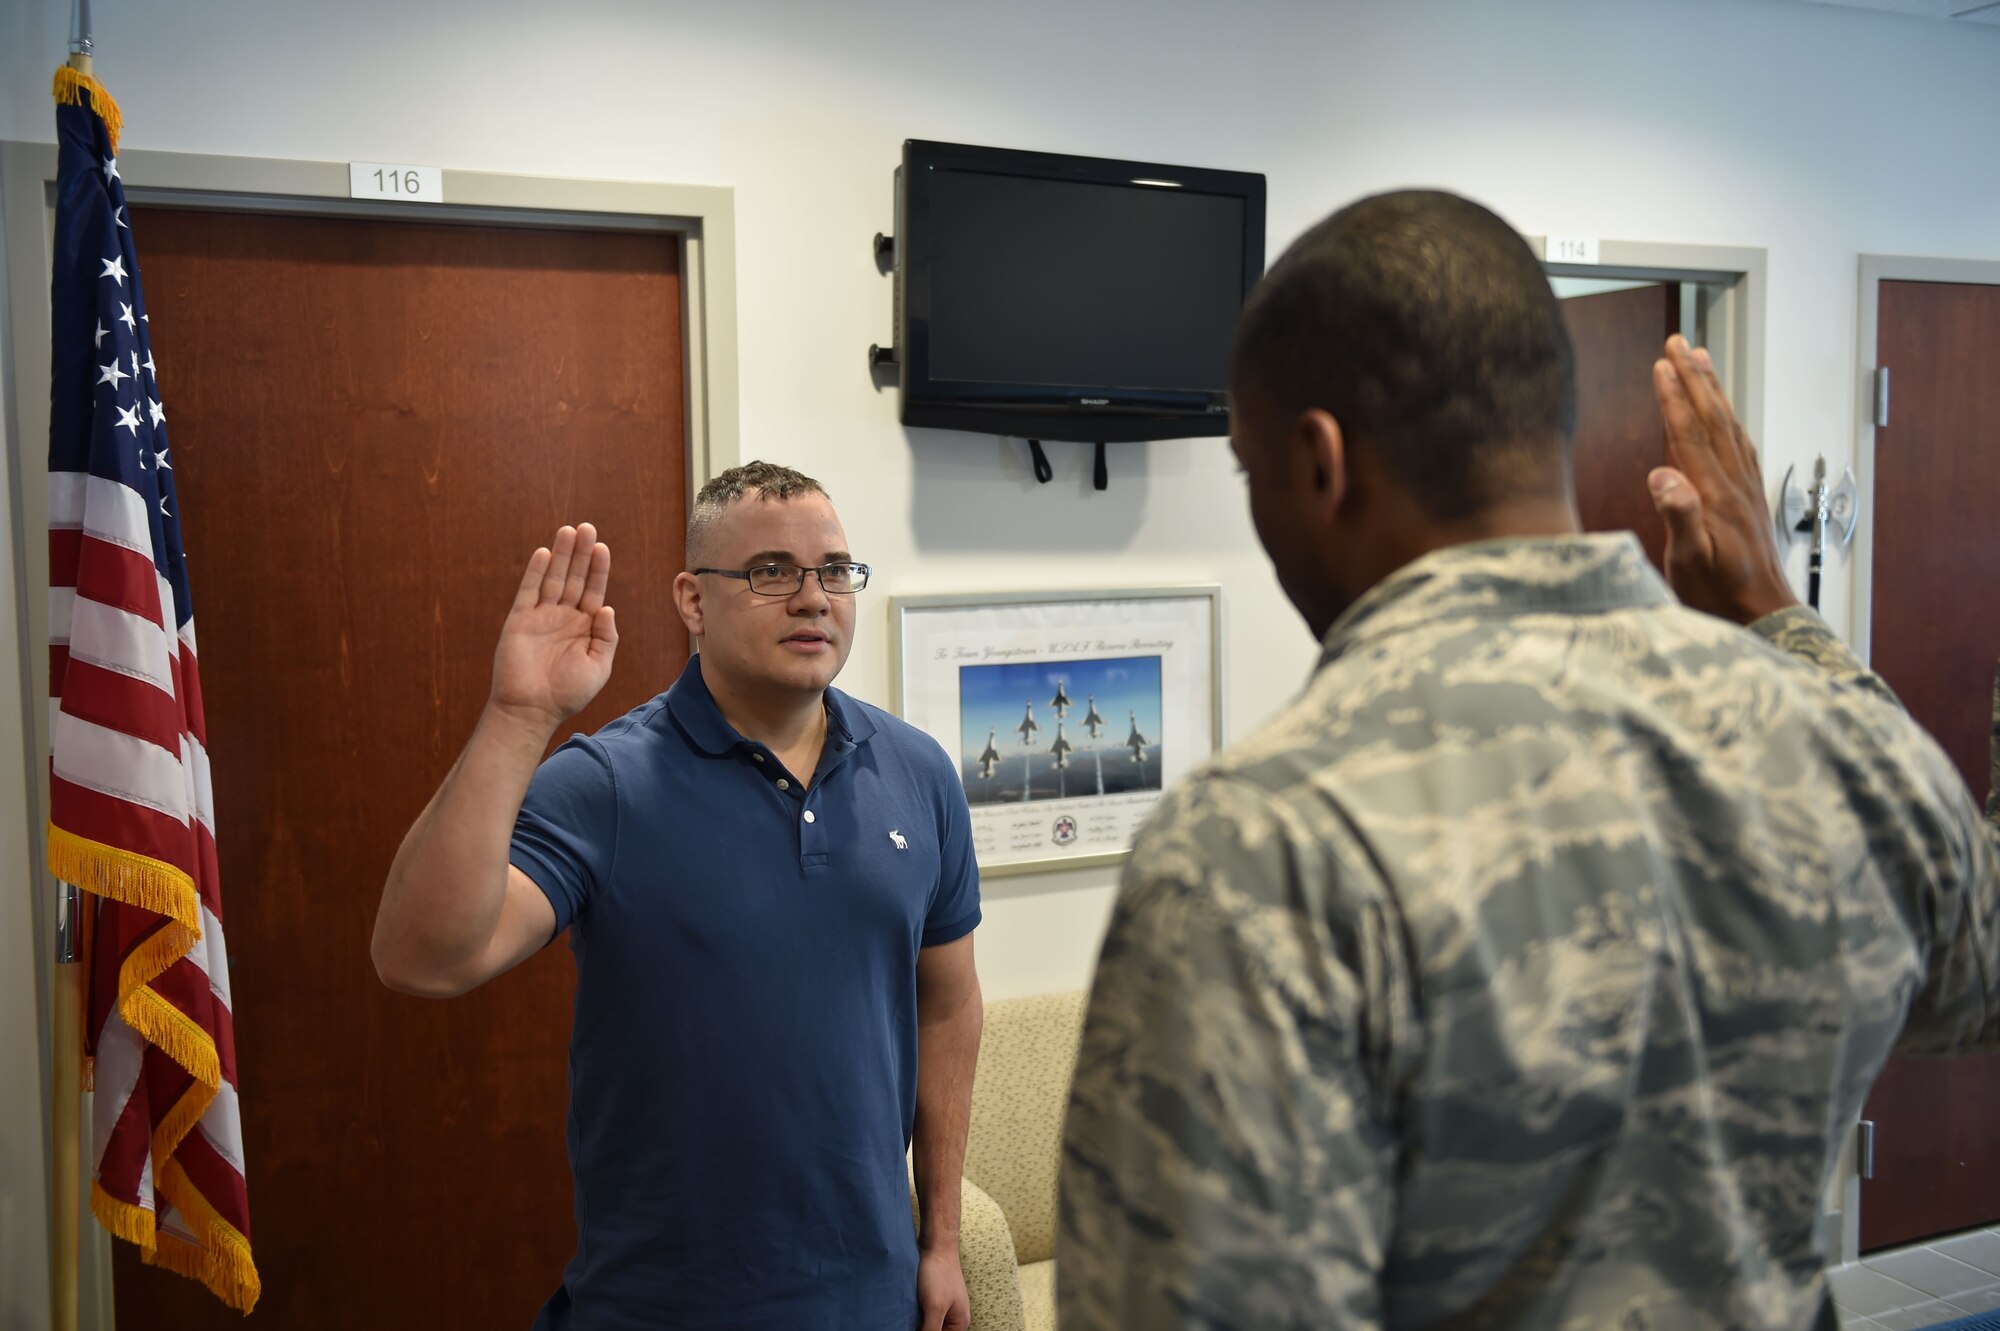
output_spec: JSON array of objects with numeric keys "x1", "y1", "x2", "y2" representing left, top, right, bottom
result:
[{"x1": 46, "y1": 68, "x2": 259, "y2": 1312}]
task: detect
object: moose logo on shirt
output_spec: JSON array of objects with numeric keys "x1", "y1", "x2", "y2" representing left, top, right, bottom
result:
[{"x1": 888, "y1": 829, "x2": 909, "y2": 851}]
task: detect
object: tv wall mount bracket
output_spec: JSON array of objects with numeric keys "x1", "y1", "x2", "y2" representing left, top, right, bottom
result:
[{"x1": 869, "y1": 229, "x2": 1109, "y2": 490}]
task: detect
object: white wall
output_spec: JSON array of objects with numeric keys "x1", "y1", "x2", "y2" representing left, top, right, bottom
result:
[
  {"x1": 6, "y1": 0, "x2": 1997, "y2": 1000},
  {"x1": 2, "y1": 2, "x2": 1996, "y2": 1299},
  {"x1": 0, "y1": 146, "x2": 59, "y2": 1331}
]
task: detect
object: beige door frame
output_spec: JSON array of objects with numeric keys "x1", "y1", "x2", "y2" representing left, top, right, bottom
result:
[{"x1": 1533, "y1": 235, "x2": 1769, "y2": 449}]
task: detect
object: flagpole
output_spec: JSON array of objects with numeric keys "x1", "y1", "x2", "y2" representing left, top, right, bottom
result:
[
  {"x1": 69, "y1": 0, "x2": 92, "y2": 70},
  {"x1": 51, "y1": 8, "x2": 94, "y2": 1328},
  {"x1": 52, "y1": 884, "x2": 84, "y2": 1331}
]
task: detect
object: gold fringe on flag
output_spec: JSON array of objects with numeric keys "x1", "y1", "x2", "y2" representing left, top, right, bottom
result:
[
  {"x1": 91, "y1": 1166, "x2": 263, "y2": 1314},
  {"x1": 47, "y1": 825, "x2": 220, "y2": 1095},
  {"x1": 51, "y1": 824, "x2": 259, "y2": 1310},
  {"x1": 90, "y1": 1179, "x2": 155, "y2": 1249},
  {"x1": 47, "y1": 824, "x2": 203, "y2": 939},
  {"x1": 47, "y1": 824, "x2": 215, "y2": 1094},
  {"x1": 51, "y1": 66, "x2": 124, "y2": 153},
  {"x1": 155, "y1": 1159, "x2": 263, "y2": 1313}
]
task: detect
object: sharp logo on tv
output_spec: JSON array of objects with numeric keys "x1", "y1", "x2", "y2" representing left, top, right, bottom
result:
[{"x1": 1080, "y1": 398, "x2": 1109, "y2": 406}]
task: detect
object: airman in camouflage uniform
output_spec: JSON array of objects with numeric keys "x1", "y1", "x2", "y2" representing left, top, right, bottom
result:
[{"x1": 1058, "y1": 191, "x2": 2000, "y2": 1331}]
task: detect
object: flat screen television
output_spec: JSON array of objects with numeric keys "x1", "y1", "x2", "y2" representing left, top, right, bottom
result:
[{"x1": 890, "y1": 140, "x2": 1266, "y2": 444}]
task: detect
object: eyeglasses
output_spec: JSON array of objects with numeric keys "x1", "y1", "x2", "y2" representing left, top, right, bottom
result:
[{"x1": 692, "y1": 561, "x2": 872, "y2": 596}]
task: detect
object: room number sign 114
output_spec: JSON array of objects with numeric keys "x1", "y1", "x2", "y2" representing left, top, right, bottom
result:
[
  {"x1": 348, "y1": 162, "x2": 444, "y2": 204},
  {"x1": 1546, "y1": 235, "x2": 1600, "y2": 265}
]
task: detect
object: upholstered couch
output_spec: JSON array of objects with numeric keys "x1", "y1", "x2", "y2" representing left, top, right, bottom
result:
[
  {"x1": 946, "y1": 1173, "x2": 1029, "y2": 1331},
  {"x1": 961, "y1": 989, "x2": 1089, "y2": 1331},
  {"x1": 912, "y1": 988, "x2": 1086, "y2": 1330}
]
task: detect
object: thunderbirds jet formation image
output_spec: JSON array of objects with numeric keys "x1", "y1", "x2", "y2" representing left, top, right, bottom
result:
[{"x1": 956, "y1": 656, "x2": 1164, "y2": 805}]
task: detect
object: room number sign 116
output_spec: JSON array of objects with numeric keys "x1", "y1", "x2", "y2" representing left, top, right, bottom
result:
[{"x1": 348, "y1": 162, "x2": 445, "y2": 204}]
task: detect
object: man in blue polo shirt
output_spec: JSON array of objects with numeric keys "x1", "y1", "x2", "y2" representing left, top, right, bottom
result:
[{"x1": 371, "y1": 462, "x2": 983, "y2": 1330}]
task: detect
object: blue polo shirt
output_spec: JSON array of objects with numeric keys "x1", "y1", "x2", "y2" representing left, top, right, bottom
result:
[{"x1": 509, "y1": 655, "x2": 981, "y2": 1331}]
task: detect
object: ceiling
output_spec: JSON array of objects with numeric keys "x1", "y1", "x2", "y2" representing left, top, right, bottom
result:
[{"x1": 1788, "y1": 0, "x2": 2000, "y2": 24}]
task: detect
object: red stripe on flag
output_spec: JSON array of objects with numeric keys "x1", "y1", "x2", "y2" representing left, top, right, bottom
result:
[
  {"x1": 138, "y1": 1040, "x2": 198, "y2": 1139},
  {"x1": 50, "y1": 773, "x2": 199, "y2": 881},
  {"x1": 92, "y1": 908, "x2": 176, "y2": 1013},
  {"x1": 93, "y1": 1066, "x2": 159, "y2": 1210},
  {"x1": 72, "y1": 532, "x2": 165, "y2": 628},
  {"x1": 51, "y1": 525, "x2": 84, "y2": 588},
  {"x1": 53, "y1": 656, "x2": 185, "y2": 756},
  {"x1": 171, "y1": 1126, "x2": 253, "y2": 1240},
  {"x1": 147, "y1": 955, "x2": 237, "y2": 1087},
  {"x1": 179, "y1": 641, "x2": 208, "y2": 745},
  {"x1": 51, "y1": 643, "x2": 72, "y2": 699},
  {"x1": 194, "y1": 818, "x2": 222, "y2": 921}
]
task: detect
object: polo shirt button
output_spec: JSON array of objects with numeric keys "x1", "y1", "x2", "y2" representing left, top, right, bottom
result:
[
  {"x1": 751, "y1": 753, "x2": 765, "y2": 764},
  {"x1": 803, "y1": 811, "x2": 816, "y2": 824},
  {"x1": 777, "y1": 778, "x2": 790, "y2": 791}
]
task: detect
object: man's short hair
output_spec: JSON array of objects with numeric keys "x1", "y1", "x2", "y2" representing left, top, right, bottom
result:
[
  {"x1": 1230, "y1": 189, "x2": 1577, "y2": 519},
  {"x1": 685, "y1": 461, "x2": 830, "y2": 567}
]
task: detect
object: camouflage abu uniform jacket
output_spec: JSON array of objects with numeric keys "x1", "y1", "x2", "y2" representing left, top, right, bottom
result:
[{"x1": 1059, "y1": 535, "x2": 2000, "y2": 1331}]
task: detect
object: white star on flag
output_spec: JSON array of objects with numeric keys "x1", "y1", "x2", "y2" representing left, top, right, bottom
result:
[
  {"x1": 148, "y1": 398, "x2": 166, "y2": 428},
  {"x1": 102, "y1": 156, "x2": 119, "y2": 182},
  {"x1": 142, "y1": 349, "x2": 156, "y2": 376},
  {"x1": 114, "y1": 402, "x2": 143, "y2": 435},
  {"x1": 159, "y1": 494, "x2": 171, "y2": 517},
  {"x1": 100, "y1": 255, "x2": 128, "y2": 286},
  {"x1": 131, "y1": 350, "x2": 142, "y2": 379},
  {"x1": 114, "y1": 205, "x2": 129, "y2": 229},
  {"x1": 98, "y1": 360, "x2": 130, "y2": 389},
  {"x1": 118, "y1": 302, "x2": 136, "y2": 333},
  {"x1": 155, "y1": 449, "x2": 172, "y2": 470},
  {"x1": 94, "y1": 321, "x2": 108, "y2": 349}
]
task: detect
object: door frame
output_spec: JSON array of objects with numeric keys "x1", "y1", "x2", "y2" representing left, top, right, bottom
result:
[
  {"x1": 1534, "y1": 236, "x2": 1768, "y2": 451},
  {"x1": 1851, "y1": 255, "x2": 2000, "y2": 668},
  {"x1": 0, "y1": 141, "x2": 741, "y2": 1331}
]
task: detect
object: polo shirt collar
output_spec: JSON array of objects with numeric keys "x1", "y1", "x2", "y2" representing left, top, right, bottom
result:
[
  {"x1": 666, "y1": 654, "x2": 876, "y2": 755},
  {"x1": 824, "y1": 684, "x2": 877, "y2": 751}
]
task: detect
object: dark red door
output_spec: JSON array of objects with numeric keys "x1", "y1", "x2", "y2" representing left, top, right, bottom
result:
[
  {"x1": 1561, "y1": 282, "x2": 1680, "y2": 571},
  {"x1": 113, "y1": 206, "x2": 688, "y2": 1327},
  {"x1": 1859, "y1": 278, "x2": 2000, "y2": 1252}
]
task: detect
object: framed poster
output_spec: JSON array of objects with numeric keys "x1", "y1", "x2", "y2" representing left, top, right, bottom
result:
[{"x1": 890, "y1": 586, "x2": 1222, "y2": 877}]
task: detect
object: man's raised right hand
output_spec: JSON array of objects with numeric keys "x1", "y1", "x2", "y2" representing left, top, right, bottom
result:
[
  {"x1": 1646, "y1": 336, "x2": 1800, "y2": 627},
  {"x1": 489, "y1": 524, "x2": 618, "y2": 733}
]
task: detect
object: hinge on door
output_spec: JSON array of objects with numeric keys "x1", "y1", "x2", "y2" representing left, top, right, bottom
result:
[
  {"x1": 1858, "y1": 1119, "x2": 1877, "y2": 1180},
  {"x1": 1873, "y1": 367, "x2": 1891, "y2": 428}
]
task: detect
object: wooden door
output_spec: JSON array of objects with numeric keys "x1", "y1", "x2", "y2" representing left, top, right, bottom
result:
[
  {"x1": 1859, "y1": 278, "x2": 2000, "y2": 1252},
  {"x1": 1560, "y1": 282, "x2": 1680, "y2": 571},
  {"x1": 113, "y1": 207, "x2": 688, "y2": 1326}
]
